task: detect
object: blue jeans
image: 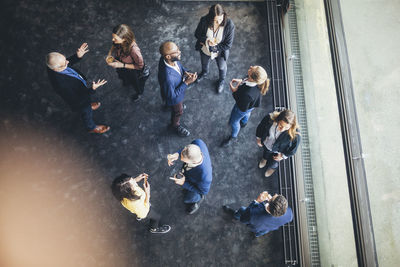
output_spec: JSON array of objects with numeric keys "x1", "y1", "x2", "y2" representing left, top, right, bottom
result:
[
  {"x1": 80, "y1": 105, "x2": 96, "y2": 130},
  {"x1": 229, "y1": 104, "x2": 254, "y2": 138},
  {"x1": 183, "y1": 189, "x2": 202, "y2": 204}
]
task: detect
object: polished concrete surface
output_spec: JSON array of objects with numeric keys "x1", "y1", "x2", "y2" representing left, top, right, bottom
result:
[
  {"x1": 294, "y1": 1, "x2": 358, "y2": 266},
  {"x1": 341, "y1": 0, "x2": 400, "y2": 265},
  {"x1": 0, "y1": 1, "x2": 286, "y2": 266},
  {"x1": 293, "y1": 0, "x2": 400, "y2": 266}
]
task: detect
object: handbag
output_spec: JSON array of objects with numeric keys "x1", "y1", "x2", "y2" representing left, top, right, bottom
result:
[{"x1": 138, "y1": 63, "x2": 150, "y2": 79}]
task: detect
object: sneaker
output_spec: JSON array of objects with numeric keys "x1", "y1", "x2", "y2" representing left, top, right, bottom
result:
[
  {"x1": 149, "y1": 225, "x2": 171, "y2": 234},
  {"x1": 176, "y1": 125, "x2": 190, "y2": 137},
  {"x1": 240, "y1": 121, "x2": 247, "y2": 128},
  {"x1": 187, "y1": 195, "x2": 205, "y2": 214},
  {"x1": 131, "y1": 93, "x2": 141, "y2": 102},
  {"x1": 217, "y1": 79, "x2": 225, "y2": 93},
  {"x1": 196, "y1": 72, "x2": 208, "y2": 83},
  {"x1": 220, "y1": 136, "x2": 235, "y2": 147},
  {"x1": 222, "y1": 205, "x2": 236, "y2": 216},
  {"x1": 258, "y1": 159, "x2": 267, "y2": 169},
  {"x1": 265, "y1": 168, "x2": 276, "y2": 177}
]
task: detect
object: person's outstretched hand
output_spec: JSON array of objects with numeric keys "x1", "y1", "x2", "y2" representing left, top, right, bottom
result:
[
  {"x1": 77, "y1": 43, "x2": 89, "y2": 58},
  {"x1": 92, "y1": 79, "x2": 107, "y2": 90},
  {"x1": 167, "y1": 153, "x2": 179, "y2": 166}
]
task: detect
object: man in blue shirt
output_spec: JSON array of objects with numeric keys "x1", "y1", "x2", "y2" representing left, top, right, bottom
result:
[
  {"x1": 223, "y1": 191, "x2": 293, "y2": 237},
  {"x1": 46, "y1": 43, "x2": 109, "y2": 134},
  {"x1": 158, "y1": 41, "x2": 197, "y2": 137},
  {"x1": 168, "y1": 139, "x2": 213, "y2": 214}
]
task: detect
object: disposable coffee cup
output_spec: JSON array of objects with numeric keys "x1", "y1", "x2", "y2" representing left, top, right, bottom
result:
[{"x1": 105, "y1": 55, "x2": 114, "y2": 63}]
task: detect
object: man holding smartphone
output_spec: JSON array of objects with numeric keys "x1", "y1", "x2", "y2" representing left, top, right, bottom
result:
[
  {"x1": 158, "y1": 41, "x2": 197, "y2": 137},
  {"x1": 223, "y1": 191, "x2": 292, "y2": 237},
  {"x1": 168, "y1": 139, "x2": 212, "y2": 214}
]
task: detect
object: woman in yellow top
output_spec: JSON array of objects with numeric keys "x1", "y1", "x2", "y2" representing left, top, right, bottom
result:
[{"x1": 111, "y1": 173, "x2": 171, "y2": 234}]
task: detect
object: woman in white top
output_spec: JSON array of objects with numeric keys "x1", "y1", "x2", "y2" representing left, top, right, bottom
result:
[{"x1": 194, "y1": 4, "x2": 235, "y2": 93}]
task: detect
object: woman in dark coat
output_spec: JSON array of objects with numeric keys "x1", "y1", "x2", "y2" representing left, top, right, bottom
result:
[
  {"x1": 194, "y1": 4, "x2": 235, "y2": 93},
  {"x1": 256, "y1": 109, "x2": 301, "y2": 177},
  {"x1": 106, "y1": 24, "x2": 148, "y2": 102}
]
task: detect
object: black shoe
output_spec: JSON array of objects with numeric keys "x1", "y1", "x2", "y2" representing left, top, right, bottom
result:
[
  {"x1": 149, "y1": 225, "x2": 171, "y2": 234},
  {"x1": 217, "y1": 79, "x2": 225, "y2": 93},
  {"x1": 196, "y1": 72, "x2": 208, "y2": 83},
  {"x1": 187, "y1": 195, "x2": 205, "y2": 214},
  {"x1": 220, "y1": 136, "x2": 235, "y2": 147},
  {"x1": 131, "y1": 93, "x2": 141, "y2": 102},
  {"x1": 223, "y1": 205, "x2": 236, "y2": 216},
  {"x1": 240, "y1": 121, "x2": 247, "y2": 128},
  {"x1": 176, "y1": 125, "x2": 190, "y2": 137}
]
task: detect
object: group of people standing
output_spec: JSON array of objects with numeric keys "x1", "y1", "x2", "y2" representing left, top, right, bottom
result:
[{"x1": 45, "y1": 4, "x2": 300, "y2": 237}]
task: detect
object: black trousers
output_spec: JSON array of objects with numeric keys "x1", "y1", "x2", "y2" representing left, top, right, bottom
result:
[
  {"x1": 146, "y1": 207, "x2": 161, "y2": 229},
  {"x1": 262, "y1": 146, "x2": 280, "y2": 170},
  {"x1": 116, "y1": 68, "x2": 147, "y2": 95}
]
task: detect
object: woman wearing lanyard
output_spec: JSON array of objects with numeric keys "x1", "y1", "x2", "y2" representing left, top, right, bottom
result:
[
  {"x1": 194, "y1": 4, "x2": 235, "y2": 93},
  {"x1": 221, "y1": 66, "x2": 270, "y2": 147},
  {"x1": 255, "y1": 109, "x2": 301, "y2": 177},
  {"x1": 111, "y1": 173, "x2": 171, "y2": 234},
  {"x1": 106, "y1": 24, "x2": 148, "y2": 102}
]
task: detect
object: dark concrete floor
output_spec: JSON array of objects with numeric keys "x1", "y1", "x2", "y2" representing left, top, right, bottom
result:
[{"x1": 0, "y1": 0, "x2": 284, "y2": 266}]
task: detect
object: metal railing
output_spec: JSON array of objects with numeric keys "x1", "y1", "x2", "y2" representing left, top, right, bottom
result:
[{"x1": 265, "y1": 0, "x2": 300, "y2": 265}]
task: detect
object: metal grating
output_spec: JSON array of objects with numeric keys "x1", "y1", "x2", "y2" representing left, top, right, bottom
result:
[
  {"x1": 286, "y1": 0, "x2": 321, "y2": 265},
  {"x1": 265, "y1": 0, "x2": 299, "y2": 266}
]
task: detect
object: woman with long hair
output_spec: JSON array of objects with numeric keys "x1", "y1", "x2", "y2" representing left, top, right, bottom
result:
[
  {"x1": 111, "y1": 173, "x2": 171, "y2": 234},
  {"x1": 106, "y1": 24, "x2": 148, "y2": 102},
  {"x1": 255, "y1": 109, "x2": 301, "y2": 177},
  {"x1": 194, "y1": 4, "x2": 235, "y2": 93},
  {"x1": 221, "y1": 66, "x2": 270, "y2": 147}
]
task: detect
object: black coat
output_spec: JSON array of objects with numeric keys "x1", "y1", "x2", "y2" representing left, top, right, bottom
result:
[
  {"x1": 256, "y1": 115, "x2": 301, "y2": 157},
  {"x1": 194, "y1": 16, "x2": 235, "y2": 61},
  {"x1": 47, "y1": 54, "x2": 95, "y2": 111},
  {"x1": 232, "y1": 84, "x2": 261, "y2": 112}
]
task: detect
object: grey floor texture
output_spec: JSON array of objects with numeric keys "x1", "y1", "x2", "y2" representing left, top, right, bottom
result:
[{"x1": 0, "y1": 1, "x2": 285, "y2": 266}]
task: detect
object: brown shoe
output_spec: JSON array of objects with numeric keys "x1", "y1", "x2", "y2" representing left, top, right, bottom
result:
[
  {"x1": 89, "y1": 125, "x2": 110, "y2": 134},
  {"x1": 91, "y1": 102, "x2": 101, "y2": 110},
  {"x1": 265, "y1": 168, "x2": 276, "y2": 177}
]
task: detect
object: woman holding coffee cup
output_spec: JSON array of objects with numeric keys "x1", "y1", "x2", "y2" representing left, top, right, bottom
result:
[
  {"x1": 221, "y1": 66, "x2": 270, "y2": 147},
  {"x1": 106, "y1": 24, "x2": 148, "y2": 102},
  {"x1": 194, "y1": 4, "x2": 235, "y2": 93}
]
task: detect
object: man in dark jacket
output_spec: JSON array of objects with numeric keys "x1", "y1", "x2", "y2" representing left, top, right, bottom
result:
[
  {"x1": 168, "y1": 139, "x2": 213, "y2": 214},
  {"x1": 46, "y1": 43, "x2": 109, "y2": 134},
  {"x1": 158, "y1": 41, "x2": 197, "y2": 137},
  {"x1": 223, "y1": 191, "x2": 293, "y2": 237}
]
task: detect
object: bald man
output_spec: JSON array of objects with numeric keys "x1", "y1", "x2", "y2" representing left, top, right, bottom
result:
[
  {"x1": 158, "y1": 41, "x2": 197, "y2": 137},
  {"x1": 46, "y1": 43, "x2": 110, "y2": 134},
  {"x1": 168, "y1": 139, "x2": 213, "y2": 214}
]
